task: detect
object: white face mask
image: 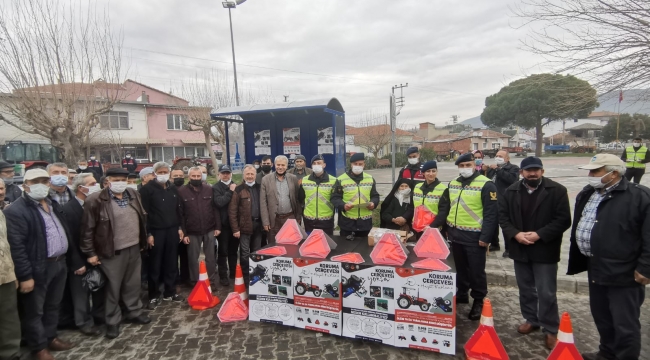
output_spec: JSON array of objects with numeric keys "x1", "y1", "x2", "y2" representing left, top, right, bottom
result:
[
  {"x1": 156, "y1": 174, "x2": 170, "y2": 183},
  {"x1": 26, "y1": 183, "x2": 50, "y2": 200},
  {"x1": 588, "y1": 171, "x2": 613, "y2": 189},
  {"x1": 352, "y1": 165, "x2": 364, "y2": 175},
  {"x1": 246, "y1": 181, "x2": 256, "y2": 187},
  {"x1": 83, "y1": 184, "x2": 101, "y2": 195},
  {"x1": 90, "y1": 157, "x2": 96, "y2": 161},
  {"x1": 459, "y1": 168, "x2": 474, "y2": 178},
  {"x1": 633, "y1": 142, "x2": 641, "y2": 147},
  {"x1": 127, "y1": 184, "x2": 138, "y2": 190},
  {"x1": 201, "y1": 174, "x2": 207, "y2": 181},
  {"x1": 79, "y1": 165, "x2": 87, "y2": 170},
  {"x1": 495, "y1": 157, "x2": 505, "y2": 165},
  {"x1": 408, "y1": 157, "x2": 419, "y2": 165},
  {"x1": 399, "y1": 188, "x2": 411, "y2": 195},
  {"x1": 312, "y1": 165, "x2": 323, "y2": 174},
  {"x1": 110, "y1": 181, "x2": 128, "y2": 193},
  {"x1": 221, "y1": 179, "x2": 232, "y2": 185},
  {"x1": 254, "y1": 165, "x2": 260, "y2": 169}
]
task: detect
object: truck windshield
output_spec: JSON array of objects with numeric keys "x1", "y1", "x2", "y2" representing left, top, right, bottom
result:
[{"x1": 3, "y1": 143, "x2": 59, "y2": 163}]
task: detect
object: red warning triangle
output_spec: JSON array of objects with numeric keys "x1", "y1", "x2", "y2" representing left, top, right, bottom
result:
[
  {"x1": 413, "y1": 227, "x2": 450, "y2": 259},
  {"x1": 330, "y1": 252, "x2": 364, "y2": 264},
  {"x1": 275, "y1": 219, "x2": 307, "y2": 244},
  {"x1": 547, "y1": 343, "x2": 583, "y2": 360},
  {"x1": 188, "y1": 281, "x2": 220, "y2": 310},
  {"x1": 411, "y1": 258, "x2": 451, "y2": 271},
  {"x1": 299, "y1": 229, "x2": 337, "y2": 258},
  {"x1": 412, "y1": 205, "x2": 436, "y2": 232},
  {"x1": 255, "y1": 246, "x2": 287, "y2": 256},
  {"x1": 464, "y1": 326, "x2": 509, "y2": 360},
  {"x1": 370, "y1": 232, "x2": 409, "y2": 266},
  {"x1": 217, "y1": 292, "x2": 249, "y2": 323}
]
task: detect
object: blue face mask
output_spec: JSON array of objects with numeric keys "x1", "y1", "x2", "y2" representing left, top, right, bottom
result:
[
  {"x1": 50, "y1": 175, "x2": 68, "y2": 187},
  {"x1": 475, "y1": 159, "x2": 483, "y2": 165}
]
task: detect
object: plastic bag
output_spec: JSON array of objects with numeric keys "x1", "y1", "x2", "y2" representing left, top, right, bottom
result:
[
  {"x1": 412, "y1": 205, "x2": 435, "y2": 232},
  {"x1": 82, "y1": 266, "x2": 106, "y2": 292}
]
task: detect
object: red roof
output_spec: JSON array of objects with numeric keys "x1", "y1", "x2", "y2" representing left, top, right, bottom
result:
[{"x1": 346, "y1": 124, "x2": 414, "y2": 136}]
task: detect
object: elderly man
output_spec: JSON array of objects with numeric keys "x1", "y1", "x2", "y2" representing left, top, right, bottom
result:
[
  {"x1": 499, "y1": 157, "x2": 571, "y2": 350},
  {"x1": 287, "y1": 155, "x2": 313, "y2": 181},
  {"x1": 229, "y1": 165, "x2": 262, "y2": 279},
  {"x1": 82, "y1": 168, "x2": 151, "y2": 339},
  {"x1": 299, "y1": 154, "x2": 336, "y2": 235},
  {"x1": 0, "y1": 161, "x2": 21, "y2": 204},
  {"x1": 398, "y1": 146, "x2": 425, "y2": 185},
  {"x1": 60, "y1": 173, "x2": 103, "y2": 337},
  {"x1": 213, "y1": 165, "x2": 239, "y2": 286},
  {"x1": 331, "y1": 153, "x2": 380, "y2": 239},
  {"x1": 484, "y1": 149, "x2": 520, "y2": 254},
  {"x1": 46, "y1": 163, "x2": 74, "y2": 206},
  {"x1": 67, "y1": 170, "x2": 77, "y2": 188},
  {"x1": 5, "y1": 169, "x2": 76, "y2": 360},
  {"x1": 170, "y1": 168, "x2": 188, "y2": 285},
  {"x1": 0, "y1": 178, "x2": 8, "y2": 210},
  {"x1": 0, "y1": 209, "x2": 20, "y2": 360},
  {"x1": 412, "y1": 160, "x2": 449, "y2": 231},
  {"x1": 256, "y1": 155, "x2": 273, "y2": 184},
  {"x1": 568, "y1": 154, "x2": 650, "y2": 360},
  {"x1": 438, "y1": 152, "x2": 498, "y2": 320},
  {"x1": 87, "y1": 155, "x2": 103, "y2": 182},
  {"x1": 137, "y1": 167, "x2": 155, "y2": 191},
  {"x1": 261, "y1": 156, "x2": 301, "y2": 242},
  {"x1": 140, "y1": 162, "x2": 183, "y2": 309},
  {"x1": 178, "y1": 167, "x2": 222, "y2": 288},
  {"x1": 198, "y1": 166, "x2": 208, "y2": 183}
]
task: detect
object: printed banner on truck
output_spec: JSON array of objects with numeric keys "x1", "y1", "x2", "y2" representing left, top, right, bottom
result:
[
  {"x1": 283, "y1": 127, "x2": 301, "y2": 154},
  {"x1": 317, "y1": 127, "x2": 334, "y2": 154},
  {"x1": 254, "y1": 129, "x2": 271, "y2": 156}
]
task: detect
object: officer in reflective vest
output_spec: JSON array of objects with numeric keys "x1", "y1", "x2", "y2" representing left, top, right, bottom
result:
[
  {"x1": 398, "y1": 146, "x2": 426, "y2": 186},
  {"x1": 438, "y1": 152, "x2": 498, "y2": 321},
  {"x1": 412, "y1": 160, "x2": 449, "y2": 232},
  {"x1": 621, "y1": 137, "x2": 650, "y2": 184},
  {"x1": 299, "y1": 154, "x2": 336, "y2": 235},
  {"x1": 331, "y1": 153, "x2": 380, "y2": 239}
]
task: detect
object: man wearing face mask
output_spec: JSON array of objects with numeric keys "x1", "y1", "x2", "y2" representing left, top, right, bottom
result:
[
  {"x1": 140, "y1": 162, "x2": 184, "y2": 309},
  {"x1": 47, "y1": 163, "x2": 74, "y2": 206},
  {"x1": 81, "y1": 167, "x2": 151, "y2": 339},
  {"x1": 261, "y1": 156, "x2": 301, "y2": 242},
  {"x1": 299, "y1": 154, "x2": 336, "y2": 235},
  {"x1": 5, "y1": 169, "x2": 76, "y2": 359},
  {"x1": 253, "y1": 159, "x2": 262, "y2": 173},
  {"x1": 256, "y1": 155, "x2": 273, "y2": 184},
  {"x1": 137, "y1": 167, "x2": 155, "y2": 191},
  {"x1": 439, "y1": 152, "x2": 498, "y2": 320},
  {"x1": 484, "y1": 150, "x2": 520, "y2": 255},
  {"x1": 498, "y1": 157, "x2": 571, "y2": 350},
  {"x1": 171, "y1": 169, "x2": 185, "y2": 188},
  {"x1": 121, "y1": 153, "x2": 137, "y2": 174},
  {"x1": 412, "y1": 161, "x2": 449, "y2": 232},
  {"x1": 198, "y1": 166, "x2": 209, "y2": 182},
  {"x1": 331, "y1": 153, "x2": 380, "y2": 239},
  {"x1": 621, "y1": 137, "x2": 650, "y2": 184},
  {"x1": 212, "y1": 165, "x2": 239, "y2": 286},
  {"x1": 229, "y1": 165, "x2": 262, "y2": 280},
  {"x1": 0, "y1": 161, "x2": 22, "y2": 204},
  {"x1": 60, "y1": 173, "x2": 103, "y2": 337},
  {"x1": 398, "y1": 147, "x2": 426, "y2": 185},
  {"x1": 87, "y1": 155, "x2": 103, "y2": 183},
  {"x1": 568, "y1": 154, "x2": 650, "y2": 360},
  {"x1": 170, "y1": 168, "x2": 188, "y2": 285},
  {"x1": 76, "y1": 160, "x2": 93, "y2": 176},
  {"x1": 287, "y1": 154, "x2": 313, "y2": 181}
]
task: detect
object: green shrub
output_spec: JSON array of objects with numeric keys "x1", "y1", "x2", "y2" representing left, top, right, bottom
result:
[
  {"x1": 419, "y1": 147, "x2": 437, "y2": 162},
  {"x1": 381, "y1": 152, "x2": 408, "y2": 168}
]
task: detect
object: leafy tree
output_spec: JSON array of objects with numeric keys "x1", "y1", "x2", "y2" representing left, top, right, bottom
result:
[
  {"x1": 481, "y1": 74, "x2": 598, "y2": 156},
  {"x1": 418, "y1": 147, "x2": 437, "y2": 162},
  {"x1": 601, "y1": 114, "x2": 650, "y2": 143}
]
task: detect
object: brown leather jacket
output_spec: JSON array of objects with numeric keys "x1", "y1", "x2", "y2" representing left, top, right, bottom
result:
[
  {"x1": 81, "y1": 188, "x2": 148, "y2": 259},
  {"x1": 229, "y1": 183, "x2": 259, "y2": 235}
]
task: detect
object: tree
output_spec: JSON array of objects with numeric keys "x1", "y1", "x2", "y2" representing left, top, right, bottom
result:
[
  {"x1": 352, "y1": 112, "x2": 393, "y2": 159},
  {"x1": 0, "y1": 0, "x2": 125, "y2": 165},
  {"x1": 513, "y1": 0, "x2": 650, "y2": 93},
  {"x1": 601, "y1": 114, "x2": 650, "y2": 143},
  {"x1": 481, "y1": 73, "x2": 598, "y2": 156}
]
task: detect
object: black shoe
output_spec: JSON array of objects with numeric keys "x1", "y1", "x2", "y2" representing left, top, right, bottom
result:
[
  {"x1": 220, "y1": 278, "x2": 230, "y2": 287},
  {"x1": 581, "y1": 353, "x2": 608, "y2": 360},
  {"x1": 124, "y1": 314, "x2": 151, "y2": 325},
  {"x1": 456, "y1": 296, "x2": 469, "y2": 304},
  {"x1": 79, "y1": 325, "x2": 102, "y2": 336},
  {"x1": 489, "y1": 244, "x2": 500, "y2": 252},
  {"x1": 502, "y1": 251, "x2": 509, "y2": 258},
  {"x1": 163, "y1": 294, "x2": 184, "y2": 302},
  {"x1": 105, "y1": 325, "x2": 120, "y2": 339},
  {"x1": 468, "y1": 299, "x2": 484, "y2": 321},
  {"x1": 147, "y1": 297, "x2": 161, "y2": 310}
]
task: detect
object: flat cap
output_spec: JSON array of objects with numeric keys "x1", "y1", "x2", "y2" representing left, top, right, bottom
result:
[
  {"x1": 106, "y1": 167, "x2": 129, "y2": 176},
  {"x1": 350, "y1": 153, "x2": 365, "y2": 163},
  {"x1": 139, "y1": 167, "x2": 154, "y2": 179},
  {"x1": 0, "y1": 161, "x2": 14, "y2": 170},
  {"x1": 455, "y1": 153, "x2": 474, "y2": 165}
]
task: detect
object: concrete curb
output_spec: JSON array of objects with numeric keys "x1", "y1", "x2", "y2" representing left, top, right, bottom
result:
[{"x1": 486, "y1": 269, "x2": 591, "y2": 295}]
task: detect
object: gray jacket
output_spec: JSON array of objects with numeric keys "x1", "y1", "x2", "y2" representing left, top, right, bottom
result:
[
  {"x1": 260, "y1": 172, "x2": 301, "y2": 228},
  {"x1": 0, "y1": 211, "x2": 15, "y2": 285}
]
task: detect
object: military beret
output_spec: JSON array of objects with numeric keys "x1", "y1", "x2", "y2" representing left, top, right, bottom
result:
[
  {"x1": 311, "y1": 154, "x2": 324, "y2": 164},
  {"x1": 406, "y1": 147, "x2": 419, "y2": 156},
  {"x1": 421, "y1": 160, "x2": 437, "y2": 172},
  {"x1": 350, "y1": 153, "x2": 365, "y2": 163},
  {"x1": 455, "y1": 153, "x2": 474, "y2": 165}
]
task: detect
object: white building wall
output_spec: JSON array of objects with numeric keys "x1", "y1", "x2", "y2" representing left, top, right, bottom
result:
[{"x1": 90, "y1": 103, "x2": 148, "y2": 142}]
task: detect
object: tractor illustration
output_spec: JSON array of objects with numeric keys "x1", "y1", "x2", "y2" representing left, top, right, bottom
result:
[
  {"x1": 295, "y1": 276, "x2": 322, "y2": 297},
  {"x1": 397, "y1": 287, "x2": 431, "y2": 311},
  {"x1": 341, "y1": 275, "x2": 368, "y2": 298},
  {"x1": 324, "y1": 284, "x2": 339, "y2": 298},
  {"x1": 431, "y1": 297, "x2": 453, "y2": 313},
  {"x1": 398, "y1": 334, "x2": 406, "y2": 341},
  {"x1": 410, "y1": 335, "x2": 417, "y2": 342},
  {"x1": 249, "y1": 265, "x2": 269, "y2": 286},
  {"x1": 297, "y1": 317, "x2": 304, "y2": 322}
]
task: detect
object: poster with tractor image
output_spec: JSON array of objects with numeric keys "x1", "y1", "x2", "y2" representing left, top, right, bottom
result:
[
  {"x1": 292, "y1": 258, "x2": 343, "y2": 335},
  {"x1": 248, "y1": 246, "x2": 299, "y2": 326},
  {"x1": 341, "y1": 263, "x2": 399, "y2": 345},
  {"x1": 393, "y1": 267, "x2": 457, "y2": 355}
]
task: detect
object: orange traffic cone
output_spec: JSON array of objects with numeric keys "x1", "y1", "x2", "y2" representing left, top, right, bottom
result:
[
  {"x1": 188, "y1": 261, "x2": 220, "y2": 310},
  {"x1": 547, "y1": 313, "x2": 583, "y2": 360},
  {"x1": 464, "y1": 298, "x2": 509, "y2": 360},
  {"x1": 234, "y1": 264, "x2": 248, "y2": 307}
]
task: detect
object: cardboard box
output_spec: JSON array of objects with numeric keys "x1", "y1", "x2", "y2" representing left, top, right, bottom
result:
[
  {"x1": 248, "y1": 245, "x2": 300, "y2": 326},
  {"x1": 367, "y1": 227, "x2": 406, "y2": 246}
]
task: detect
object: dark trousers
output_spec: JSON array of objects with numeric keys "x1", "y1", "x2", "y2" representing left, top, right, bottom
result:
[
  {"x1": 20, "y1": 258, "x2": 67, "y2": 352},
  {"x1": 624, "y1": 168, "x2": 645, "y2": 184},
  {"x1": 178, "y1": 242, "x2": 189, "y2": 284},
  {"x1": 589, "y1": 281, "x2": 645, "y2": 360},
  {"x1": 99, "y1": 245, "x2": 143, "y2": 326},
  {"x1": 61, "y1": 271, "x2": 104, "y2": 329},
  {"x1": 340, "y1": 230, "x2": 370, "y2": 238},
  {"x1": 514, "y1": 261, "x2": 559, "y2": 334},
  {"x1": 491, "y1": 227, "x2": 508, "y2": 251},
  {"x1": 0, "y1": 282, "x2": 21, "y2": 360},
  {"x1": 217, "y1": 227, "x2": 239, "y2": 279},
  {"x1": 141, "y1": 252, "x2": 148, "y2": 284},
  {"x1": 268, "y1": 213, "x2": 296, "y2": 244},
  {"x1": 451, "y1": 242, "x2": 487, "y2": 300},
  {"x1": 304, "y1": 219, "x2": 334, "y2": 236},
  {"x1": 148, "y1": 227, "x2": 179, "y2": 299},
  {"x1": 240, "y1": 220, "x2": 263, "y2": 277}
]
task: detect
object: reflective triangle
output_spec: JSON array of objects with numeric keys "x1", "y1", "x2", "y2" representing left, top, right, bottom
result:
[
  {"x1": 299, "y1": 229, "x2": 336, "y2": 258},
  {"x1": 464, "y1": 326, "x2": 509, "y2": 360},
  {"x1": 547, "y1": 342, "x2": 583, "y2": 360},
  {"x1": 411, "y1": 258, "x2": 451, "y2": 271},
  {"x1": 370, "y1": 232, "x2": 409, "y2": 266},
  {"x1": 330, "y1": 252, "x2": 365, "y2": 264},
  {"x1": 275, "y1": 219, "x2": 307, "y2": 244},
  {"x1": 217, "y1": 292, "x2": 249, "y2": 323},
  {"x1": 256, "y1": 246, "x2": 287, "y2": 256},
  {"x1": 412, "y1": 205, "x2": 436, "y2": 232},
  {"x1": 413, "y1": 227, "x2": 450, "y2": 259},
  {"x1": 188, "y1": 281, "x2": 220, "y2": 310}
]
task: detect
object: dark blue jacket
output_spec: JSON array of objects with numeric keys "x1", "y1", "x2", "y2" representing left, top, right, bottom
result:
[{"x1": 4, "y1": 193, "x2": 74, "y2": 283}]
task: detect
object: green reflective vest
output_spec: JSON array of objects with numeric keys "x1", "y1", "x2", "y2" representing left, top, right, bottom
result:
[
  {"x1": 302, "y1": 176, "x2": 336, "y2": 220},
  {"x1": 413, "y1": 181, "x2": 447, "y2": 216},
  {"x1": 447, "y1": 175, "x2": 490, "y2": 232},
  {"x1": 626, "y1": 146, "x2": 647, "y2": 168},
  {"x1": 338, "y1": 172, "x2": 374, "y2": 220}
]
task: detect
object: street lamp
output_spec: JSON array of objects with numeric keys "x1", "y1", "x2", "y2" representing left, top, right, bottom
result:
[{"x1": 222, "y1": 0, "x2": 247, "y2": 106}]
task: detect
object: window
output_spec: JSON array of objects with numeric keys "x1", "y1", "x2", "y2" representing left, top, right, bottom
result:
[
  {"x1": 473, "y1": 143, "x2": 478, "y2": 150},
  {"x1": 492, "y1": 143, "x2": 499, "y2": 149},
  {"x1": 482, "y1": 142, "x2": 487, "y2": 149},
  {"x1": 99, "y1": 111, "x2": 129, "y2": 129},
  {"x1": 196, "y1": 147, "x2": 205, "y2": 157},
  {"x1": 167, "y1": 114, "x2": 188, "y2": 130}
]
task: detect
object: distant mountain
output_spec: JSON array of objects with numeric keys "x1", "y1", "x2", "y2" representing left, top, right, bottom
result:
[{"x1": 459, "y1": 115, "x2": 484, "y2": 128}]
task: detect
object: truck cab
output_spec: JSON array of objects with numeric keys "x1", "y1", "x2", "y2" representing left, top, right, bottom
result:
[{"x1": 1, "y1": 140, "x2": 60, "y2": 183}]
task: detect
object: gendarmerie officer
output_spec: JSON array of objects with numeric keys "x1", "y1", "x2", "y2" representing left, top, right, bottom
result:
[
  {"x1": 412, "y1": 160, "x2": 449, "y2": 231},
  {"x1": 299, "y1": 154, "x2": 336, "y2": 235}
]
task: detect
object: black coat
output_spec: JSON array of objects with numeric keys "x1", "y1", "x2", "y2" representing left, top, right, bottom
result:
[
  {"x1": 485, "y1": 162, "x2": 520, "y2": 195},
  {"x1": 62, "y1": 198, "x2": 88, "y2": 271},
  {"x1": 212, "y1": 181, "x2": 234, "y2": 228},
  {"x1": 139, "y1": 180, "x2": 180, "y2": 233},
  {"x1": 4, "y1": 183, "x2": 23, "y2": 203},
  {"x1": 567, "y1": 178, "x2": 650, "y2": 286},
  {"x1": 5, "y1": 194, "x2": 76, "y2": 283},
  {"x1": 499, "y1": 178, "x2": 572, "y2": 263}
]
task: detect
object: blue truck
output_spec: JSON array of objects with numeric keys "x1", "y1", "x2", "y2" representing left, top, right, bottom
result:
[{"x1": 544, "y1": 145, "x2": 571, "y2": 154}]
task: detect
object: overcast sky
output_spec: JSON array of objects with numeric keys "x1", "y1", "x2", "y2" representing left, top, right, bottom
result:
[{"x1": 108, "y1": 0, "x2": 544, "y2": 127}]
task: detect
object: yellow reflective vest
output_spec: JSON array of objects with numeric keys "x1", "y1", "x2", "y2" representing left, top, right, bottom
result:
[
  {"x1": 302, "y1": 175, "x2": 336, "y2": 221},
  {"x1": 413, "y1": 181, "x2": 447, "y2": 216},
  {"x1": 625, "y1": 146, "x2": 647, "y2": 169},
  {"x1": 338, "y1": 172, "x2": 374, "y2": 220},
  {"x1": 446, "y1": 175, "x2": 490, "y2": 232}
]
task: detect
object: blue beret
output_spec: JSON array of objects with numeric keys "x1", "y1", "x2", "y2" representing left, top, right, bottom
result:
[
  {"x1": 455, "y1": 153, "x2": 474, "y2": 165},
  {"x1": 350, "y1": 153, "x2": 365, "y2": 163},
  {"x1": 311, "y1": 154, "x2": 324, "y2": 164},
  {"x1": 406, "y1": 147, "x2": 419, "y2": 156},
  {"x1": 421, "y1": 160, "x2": 437, "y2": 172}
]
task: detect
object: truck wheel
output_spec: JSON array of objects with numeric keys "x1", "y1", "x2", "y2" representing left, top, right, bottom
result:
[
  {"x1": 208, "y1": 166, "x2": 216, "y2": 176},
  {"x1": 295, "y1": 284, "x2": 306, "y2": 295},
  {"x1": 175, "y1": 160, "x2": 194, "y2": 174}
]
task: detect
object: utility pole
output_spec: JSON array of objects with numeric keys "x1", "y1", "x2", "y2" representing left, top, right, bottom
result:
[
  {"x1": 391, "y1": 83, "x2": 408, "y2": 183},
  {"x1": 283, "y1": 95, "x2": 289, "y2": 102}
]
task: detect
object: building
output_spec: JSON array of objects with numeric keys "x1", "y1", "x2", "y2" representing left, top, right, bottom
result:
[
  {"x1": 345, "y1": 124, "x2": 423, "y2": 157},
  {"x1": 417, "y1": 122, "x2": 450, "y2": 140}
]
